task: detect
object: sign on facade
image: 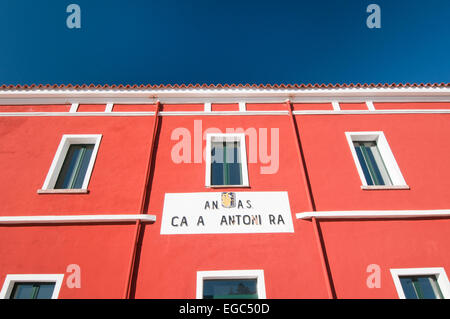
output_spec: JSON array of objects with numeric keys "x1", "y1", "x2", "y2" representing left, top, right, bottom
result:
[{"x1": 160, "y1": 191, "x2": 294, "y2": 234}]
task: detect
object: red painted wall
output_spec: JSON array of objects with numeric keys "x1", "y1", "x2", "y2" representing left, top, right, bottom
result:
[
  {"x1": 0, "y1": 102, "x2": 449, "y2": 299},
  {"x1": 0, "y1": 116, "x2": 156, "y2": 215}
]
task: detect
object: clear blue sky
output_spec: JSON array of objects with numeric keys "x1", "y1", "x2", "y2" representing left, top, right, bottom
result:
[{"x1": 0, "y1": 0, "x2": 449, "y2": 85}]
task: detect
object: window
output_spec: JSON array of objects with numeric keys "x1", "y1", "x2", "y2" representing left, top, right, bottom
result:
[
  {"x1": 196, "y1": 270, "x2": 266, "y2": 299},
  {"x1": 399, "y1": 276, "x2": 443, "y2": 299},
  {"x1": 55, "y1": 144, "x2": 95, "y2": 189},
  {"x1": 345, "y1": 132, "x2": 408, "y2": 188},
  {"x1": 41, "y1": 134, "x2": 102, "y2": 191},
  {"x1": 0, "y1": 274, "x2": 64, "y2": 299},
  {"x1": 203, "y1": 279, "x2": 257, "y2": 299},
  {"x1": 9, "y1": 282, "x2": 56, "y2": 299},
  {"x1": 205, "y1": 134, "x2": 249, "y2": 187},
  {"x1": 391, "y1": 268, "x2": 450, "y2": 299},
  {"x1": 352, "y1": 141, "x2": 392, "y2": 186}
]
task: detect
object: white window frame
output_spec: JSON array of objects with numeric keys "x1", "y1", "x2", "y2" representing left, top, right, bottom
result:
[
  {"x1": 390, "y1": 267, "x2": 450, "y2": 299},
  {"x1": 205, "y1": 133, "x2": 249, "y2": 187},
  {"x1": 196, "y1": 269, "x2": 266, "y2": 299},
  {"x1": 0, "y1": 274, "x2": 64, "y2": 299},
  {"x1": 345, "y1": 131, "x2": 408, "y2": 189},
  {"x1": 41, "y1": 134, "x2": 102, "y2": 190}
]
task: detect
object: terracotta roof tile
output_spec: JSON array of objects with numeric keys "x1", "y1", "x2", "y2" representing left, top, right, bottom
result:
[{"x1": 0, "y1": 83, "x2": 449, "y2": 90}]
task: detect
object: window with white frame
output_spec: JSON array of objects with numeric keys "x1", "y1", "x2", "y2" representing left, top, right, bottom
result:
[
  {"x1": 391, "y1": 268, "x2": 450, "y2": 299},
  {"x1": 0, "y1": 274, "x2": 64, "y2": 299},
  {"x1": 345, "y1": 132, "x2": 407, "y2": 188},
  {"x1": 205, "y1": 134, "x2": 249, "y2": 187},
  {"x1": 196, "y1": 270, "x2": 266, "y2": 299},
  {"x1": 41, "y1": 134, "x2": 102, "y2": 191}
]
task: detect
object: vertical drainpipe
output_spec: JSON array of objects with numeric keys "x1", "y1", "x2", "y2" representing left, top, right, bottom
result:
[
  {"x1": 123, "y1": 100, "x2": 161, "y2": 299},
  {"x1": 286, "y1": 100, "x2": 335, "y2": 299}
]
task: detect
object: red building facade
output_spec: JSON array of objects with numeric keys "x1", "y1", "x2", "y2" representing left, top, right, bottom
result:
[{"x1": 0, "y1": 83, "x2": 449, "y2": 299}]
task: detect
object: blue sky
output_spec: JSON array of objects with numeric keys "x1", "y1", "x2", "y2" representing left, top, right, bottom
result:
[{"x1": 0, "y1": 0, "x2": 449, "y2": 85}]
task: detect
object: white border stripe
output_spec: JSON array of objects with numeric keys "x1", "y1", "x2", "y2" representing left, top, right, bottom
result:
[
  {"x1": 331, "y1": 101, "x2": 341, "y2": 111},
  {"x1": 293, "y1": 110, "x2": 450, "y2": 115},
  {"x1": 0, "y1": 214, "x2": 156, "y2": 224},
  {"x1": 2, "y1": 109, "x2": 450, "y2": 117},
  {"x1": 105, "y1": 102, "x2": 114, "y2": 112},
  {"x1": 366, "y1": 101, "x2": 376, "y2": 111},
  {"x1": 0, "y1": 112, "x2": 156, "y2": 117},
  {"x1": 296, "y1": 210, "x2": 450, "y2": 220},
  {"x1": 69, "y1": 103, "x2": 79, "y2": 113}
]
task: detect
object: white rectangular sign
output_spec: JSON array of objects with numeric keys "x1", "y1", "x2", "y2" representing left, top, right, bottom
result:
[{"x1": 160, "y1": 191, "x2": 294, "y2": 234}]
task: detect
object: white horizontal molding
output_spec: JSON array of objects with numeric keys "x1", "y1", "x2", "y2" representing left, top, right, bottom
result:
[
  {"x1": 2, "y1": 110, "x2": 450, "y2": 118},
  {"x1": 0, "y1": 214, "x2": 156, "y2": 225},
  {"x1": 0, "y1": 112, "x2": 156, "y2": 117},
  {"x1": 159, "y1": 110, "x2": 288, "y2": 116},
  {"x1": 293, "y1": 110, "x2": 450, "y2": 115},
  {"x1": 296, "y1": 209, "x2": 450, "y2": 220},
  {"x1": 0, "y1": 111, "x2": 288, "y2": 117}
]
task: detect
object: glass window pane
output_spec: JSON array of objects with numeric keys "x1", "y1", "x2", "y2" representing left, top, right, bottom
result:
[
  {"x1": 55, "y1": 144, "x2": 94, "y2": 189},
  {"x1": 353, "y1": 141, "x2": 391, "y2": 186},
  {"x1": 369, "y1": 144, "x2": 392, "y2": 186},
  {"x1": 211, "y1": 140, "x2": 243, "y2": 186},
  {"x1": 72, "y1": 145, "x2": 94, "y2": 189},
  {"x1": 35, "y1": 283, "x2": 56, "y2": 299},
  {"x1": 211, "y1": 142, "x2": 224, "y2": 185},
  {"x1": 354, "y1": 144, "x2": 374, "y2": 185},
  {"x1": 203, "y1": 279, "x2": 258, "y2": 299},
  {"x1": 10, "y1": 283, "x2": 35, "y2": 299},
  {"x1": 362, "y1": 143, "x2": 384, "y2": 185},
  {"x1": 10, "y1": 282, "x2": 55, "y2": 299},
  {"x1": 400, "y1": 277, "x2": 418, "y2": 299},
  {"x1": 400, "y1": 276, "x2": 443, "y2": 299}
]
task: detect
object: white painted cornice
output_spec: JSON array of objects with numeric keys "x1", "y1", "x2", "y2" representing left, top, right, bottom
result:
[{"x1": 1, "y1": 87, "x2": 450, "y2": 104}]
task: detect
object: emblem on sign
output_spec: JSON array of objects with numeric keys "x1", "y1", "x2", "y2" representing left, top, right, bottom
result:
[{"x1": 221, "y1": 192, "x2": 236, "y2": 208}]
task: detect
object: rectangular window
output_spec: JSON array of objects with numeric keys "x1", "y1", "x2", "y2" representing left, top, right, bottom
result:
[
  {"x1": 0, "y1": 274, "x2": 64, "y2": 299},
  {"x1": 353, "y1": 141, "x2": 392, "y2": 186},
  {"x1": 55, "y1": 144, "x2": 95, "y2": 189},
  {"x1": 211, "y1": 141, "x2": 242, "y2": 186},
  {"x1": 205, "y1": 134, "x2": 249, "y2": 187},
  {"x1": 203, "y1": 279, "x2": 257, "y2": 299},
  {"x1": 399, "y1": 275, "x2": 444, "y2": 299},
  {"x1": 391, "y1": 268, "x2": 450, "y2": 299},
  {"x1": 346, "y1": 132, "x2": 408, "y2": 188},
  {"x1": 41, "y1": 134, "x2": 102, "y2": 191},
  {"x1": 196, "y1": 270, "x2": 265, "y2": 299},
  {"x1": 10, "y1": 282, "x2": 56, "y2": 299}
]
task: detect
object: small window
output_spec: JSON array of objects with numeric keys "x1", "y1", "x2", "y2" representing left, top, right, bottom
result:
[
  {"x1": 346, "y1": 132, "x2": 407, "y2": 188},
  {"x1": 205, "y1": 134, "x2": 249, "y2": 187},
  {"x1": 399, "y1": 275, "x2": 444, "y2": 299},
  {"x1": 55, "y1": 144, "x2": 95, "y2": 189},
  {"x1": 196, "y1": 270, "x2": 265, "y2": 299},
  {"x1": 203, "y1": 279, "x2": 257, "y2": 299},
  {"x1": 41, "y1": 135, "x2": 102, "y2": 191},
  {"x1": 10, "y1": 282, "x2": 56, "y2": 299},
  {"x1": 0, "y1": 274, "x2": 64, "y2": 299},
  {"x1": 391, "y1": 268, "x2": 450, "y2": 299},
  {"x1": 353, "y1": 141, "x2": 392, "y2": 186}
]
